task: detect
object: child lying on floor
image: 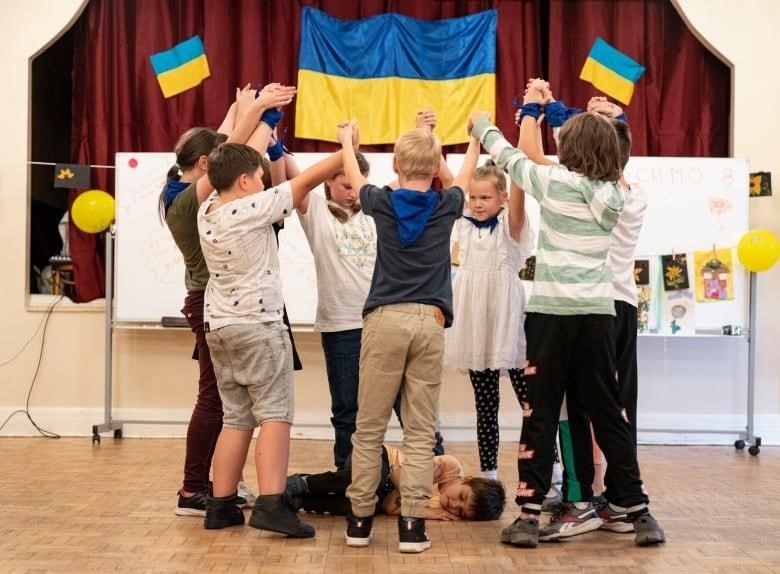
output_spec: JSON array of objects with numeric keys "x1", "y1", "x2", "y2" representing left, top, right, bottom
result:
[{"x1": 285, "y1": 444, "x2": 505, "y2": 521}]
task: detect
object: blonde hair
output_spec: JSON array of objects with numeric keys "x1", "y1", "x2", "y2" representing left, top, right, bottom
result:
[
  {"x1": 472, "y1": 161, "x2": 507, "y2": 196},
  {"x1": 393, "y1": 128, "x2": 441, "y2": 180}
]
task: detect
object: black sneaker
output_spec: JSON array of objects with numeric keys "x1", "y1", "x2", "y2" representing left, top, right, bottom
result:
[
  {"x1": 634, "y1": 513, "x2": 666, "y2": 546},
  {"x1": 398, "y1": 516, "x2": 431, "y2": 553},
  {"x1": 204, "y1": 493, "x2": 245, "y2": 529},
  {"x1": 345, "y1": 513, "x2": 373, "y2": 547},
  {"x1": 249, "y1": 494, "x2": 315, "y2": 538},
  {"x1": 501, "y1": 516, "x2": 539, "y2": 548},
  {"x1": 175, "y1": 491, "x2": 207, "y2": 517}
]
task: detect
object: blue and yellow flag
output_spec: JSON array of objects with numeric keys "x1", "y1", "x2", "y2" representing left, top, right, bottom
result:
[
  {"x1": 296, "y1": 8, "x2": 496, "y2": 145},
  {"x1": 579, "y1": 38, "x2": 645, "y2": 105},
  {"x1": 149, "y1": 35, "x2": 210, "y2": 98}
]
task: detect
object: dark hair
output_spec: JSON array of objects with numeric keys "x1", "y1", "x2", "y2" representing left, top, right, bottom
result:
[
  {"x1": 207, "y1": 143, "x2": 262, "y2": 192},
  {"x1": 611, "y1": 119, "x2": 632, "y2": 171},
  {"x1": 557, "y1": 112, "x2": 622, "y2": 182},
  {"x1": 158, "y1": 127, "x2": 227, "y2": 222},
  {"x1": 325, "y1": 151, "x2": 370, "y2": 223},
  {"x1": 465, "y1": 477, "x2": 506, "y2": 521}
]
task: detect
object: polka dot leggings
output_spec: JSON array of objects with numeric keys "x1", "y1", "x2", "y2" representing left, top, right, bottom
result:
[{"x1": 468, "y1": 368, "x2": 528, "y2": 472}]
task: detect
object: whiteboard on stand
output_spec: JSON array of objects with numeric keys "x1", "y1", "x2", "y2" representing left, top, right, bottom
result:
[{"x1": 113, "y1": 152, "x2": 396, "y2": 326}]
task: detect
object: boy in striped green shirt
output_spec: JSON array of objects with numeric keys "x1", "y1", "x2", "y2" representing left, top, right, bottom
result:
[{"x1": 467, "y1": 101, "x2": 664, "y2": 548}]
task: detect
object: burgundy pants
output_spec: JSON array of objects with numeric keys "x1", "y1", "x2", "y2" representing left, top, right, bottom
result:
[{"x1": 181, "y1": 290, "x2": 223, "y2": 493}]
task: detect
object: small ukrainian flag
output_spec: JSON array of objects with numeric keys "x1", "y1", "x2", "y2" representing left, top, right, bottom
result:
[
  {"x1": 580, "y1": 38, "x2": 645, "y2": 105},
  {"x1": 149, "y1": 35, "x2": 210, "y2": 98}
]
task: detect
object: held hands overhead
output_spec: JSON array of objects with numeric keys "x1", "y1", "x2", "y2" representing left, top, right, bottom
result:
[
  {"x1": 337, "y1": 119, "x2": 359, "y2": 147},
  {"x1": 467, "y1": 110, "x2": 491, "y2": 134},
  {"x1": 255, "y1": 82, "x2": 297, "y2": 110},
  {"x1": 416, "y1": 108, "x2": 437, "y2": 131},
  {"x1": 587, "y1": 96, "x2": 624, "y2": 119}
]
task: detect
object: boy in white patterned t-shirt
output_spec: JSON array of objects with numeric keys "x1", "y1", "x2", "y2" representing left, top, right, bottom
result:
[{"x1": 197, "y1": 142, "x2": 343, "y2": 538}]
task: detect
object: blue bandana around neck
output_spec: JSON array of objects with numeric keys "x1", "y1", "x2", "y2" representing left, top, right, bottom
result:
[
  {"x1": 163, "y1": 179, "x2": 190, "y2": 211},
  {"x1": 463, "y1": 214, "x2": 499, "y2": 234},
  {"x1": 389, "y1": 188, "x2": 439, "y2": 247}
]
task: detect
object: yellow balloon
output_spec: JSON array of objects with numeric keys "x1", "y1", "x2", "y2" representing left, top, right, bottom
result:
[
  {"x1": 737, "y1": 229, "x2": 780, "y2": 272},
  {"x1": 71, "y1": 189, "x2": 115, "y2": 234}
]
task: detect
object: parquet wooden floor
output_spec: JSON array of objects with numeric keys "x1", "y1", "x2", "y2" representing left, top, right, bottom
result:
[{"x1": 0, "y1": 438, "x2": 777, "y2": 573}]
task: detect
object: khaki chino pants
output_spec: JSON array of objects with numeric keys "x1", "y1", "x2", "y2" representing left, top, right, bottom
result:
[{"x1": 346, "y1": 303, "x2": 445, "y2": 518}]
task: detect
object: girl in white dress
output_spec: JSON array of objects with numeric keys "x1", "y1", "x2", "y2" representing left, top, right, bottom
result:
[{"x1": 444, "y1": 161, "x2": 534, "y2": 478}]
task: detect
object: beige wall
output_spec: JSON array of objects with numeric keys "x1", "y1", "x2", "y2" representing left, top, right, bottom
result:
[{"x1": 1, "y1": 0, "x2": 778, "y2": 442}]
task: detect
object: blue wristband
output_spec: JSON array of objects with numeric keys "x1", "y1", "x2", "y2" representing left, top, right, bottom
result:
[
  {"x1": 616, "y1": 112, "x2": 628, "y2": 123},
  {"x1": 267, "y1": 134, "x2": 285, "y2": 161},
  {"x1": 518, "y1": 103, "x2": 543, "y2": 124},
  {"x1": 260, "y1": 108, "x2": 283, "y2": 130},
  {"x1": 544, "y1": 101, "x2": 582, "y2": 128}
]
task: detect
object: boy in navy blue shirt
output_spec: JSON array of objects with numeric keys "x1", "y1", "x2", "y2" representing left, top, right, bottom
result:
[{"x1": 336, "y1": 120, "x2": 479, "y2": 553}]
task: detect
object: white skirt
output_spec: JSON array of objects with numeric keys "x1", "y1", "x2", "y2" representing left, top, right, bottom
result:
[{"x1": 444, "y1": 268, "x2": 526, "y2": 373}]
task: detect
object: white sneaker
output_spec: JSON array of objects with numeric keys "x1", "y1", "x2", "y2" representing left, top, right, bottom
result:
[{"x1": 237, "y1": 481, "x2": 257, "y2": 508}]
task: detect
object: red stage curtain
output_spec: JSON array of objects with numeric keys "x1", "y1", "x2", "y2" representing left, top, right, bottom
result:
[{"x1": 546, "y1": 0, "x2": 730, "y2": 157}]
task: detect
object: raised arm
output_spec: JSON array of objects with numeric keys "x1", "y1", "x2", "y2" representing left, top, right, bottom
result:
[
  {"x1": 418, "y1": 109, "x2": 455, "y2": 188},
  {"x1": 338, "y1": 120, "x2": 368, "y2": 192},
  {"x1": 288, "y1": 150, "x2": 344, "y2": 209},
  {"x1": 469, "y1": 110, "x2": 551, "y2": 204},
  {"x1": 196, "y1": 84, "x2": 296, "y2": 204},
  {"x1": 451, "y1": 136, "x2": 480, "y2": 192}
]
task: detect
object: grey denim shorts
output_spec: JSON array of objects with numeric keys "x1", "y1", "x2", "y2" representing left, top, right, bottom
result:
[{"x1": 205, "y1": 320, "x2": 294, "y2": 429}]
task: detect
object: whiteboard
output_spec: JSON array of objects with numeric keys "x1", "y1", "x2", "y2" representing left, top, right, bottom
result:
[
  {"x1": 447, "y1": 154, "x2": 749, "y2": 331},
  {"x1": 114, "y1": 152, "x2": 396, "y2": 325},
  {"x1": 115, "y1": 152, "x2": 748, "y2": 330}
]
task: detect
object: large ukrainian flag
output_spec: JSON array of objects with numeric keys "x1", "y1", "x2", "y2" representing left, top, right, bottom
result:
[
  {"x1": 149, "y1": 35, "x2": 211, "y2": 98},
  {"x1": 296, "y1": 8, "x2": 496, "y2": 145},
  {"x1": 579, "y1": 38, "x2": 645, "y2": 105}
]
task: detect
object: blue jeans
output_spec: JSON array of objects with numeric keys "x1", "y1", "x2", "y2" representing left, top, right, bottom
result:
[{"x1": 321, "y1": 329, "x2": 361, "y2": 469}]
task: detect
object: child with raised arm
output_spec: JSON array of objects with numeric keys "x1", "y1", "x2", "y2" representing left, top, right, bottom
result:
[
  {"x1": 338, "y1": 119, "x2": 479, "y2": 553},
  {"x1": 160, "y1": 83, "x2": 296, "y2": 516},
  {"x1": 520, "y1": 81, "x2": 650, "y2": 540},
  {"x1": 468, "y1": 92, "x2": 663, "y2": 548},
  {"x1": 284, "y1": 447, "x2": 505, "y2": 521},
  {"x1": 197, "y1": 142, "x2": 343, "y2": 537},
  {"x1": 295, "y1": 137, "x2": 374, "y2": 471},
  {"x1": 444, "y1": 160, "x2": 534, "y2": 481}
]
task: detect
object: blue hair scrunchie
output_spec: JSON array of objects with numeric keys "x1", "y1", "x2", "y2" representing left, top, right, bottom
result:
[{"x1": 260, "y1": 108, "x2": 283, "y2": 131}]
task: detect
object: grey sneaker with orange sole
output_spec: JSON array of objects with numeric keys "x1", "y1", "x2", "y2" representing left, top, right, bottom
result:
[{"x1": 597, "y1": 501, "x2": 634, "y2": 533}]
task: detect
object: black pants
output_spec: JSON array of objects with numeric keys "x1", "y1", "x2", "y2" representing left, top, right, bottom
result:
[
  {"x1": 300, "y1": 446, "x2": 393, "y2": 515},
  {"x1": 516, "y1": 313, "x2": 647, "y2": 514},
  {"x1": 615, "y1": 300, "x2": 639, "y2": 445},
  {"x1": 558, "y1": 301, "x2": 642, "y2": 502}
]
